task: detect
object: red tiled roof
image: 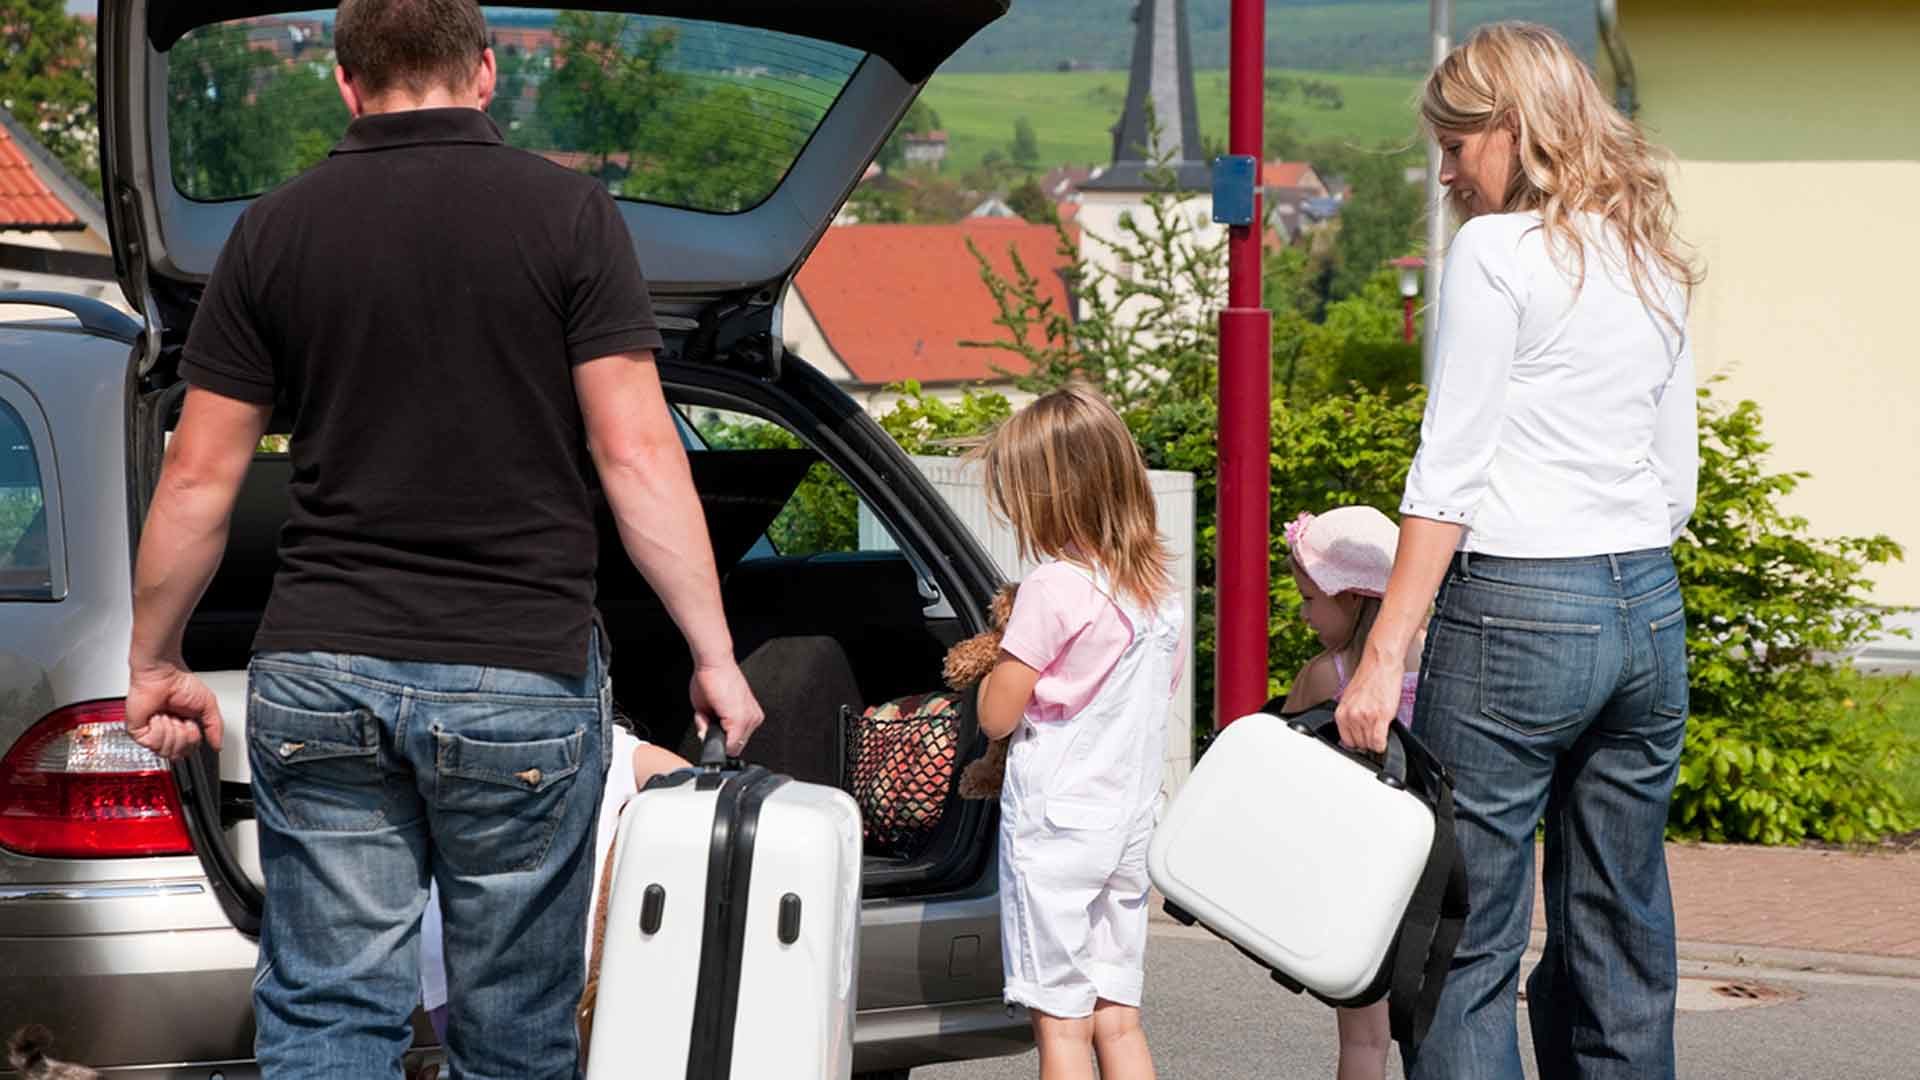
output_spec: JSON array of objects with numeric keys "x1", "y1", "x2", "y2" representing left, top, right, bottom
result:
[
  {"x1": 1262, "y1": 161, "x2": 1318, "y2": 189},
  {"x1": 794, "y1": 221, "x2": 1074, "y2": 385},
  {"x1": 0, "y1": 124, "x2": 82, "y2": 230},
  {"x1": 491, "y1": 27, "x2": 557, "y2": 52}
]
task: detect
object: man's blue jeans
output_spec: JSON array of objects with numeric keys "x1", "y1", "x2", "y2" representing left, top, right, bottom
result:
[
  {"x1": 246, "y1": 636, "x2": 610, "y2": 1080},
  {"x1": 1405, "y1": 550, "x2": 1688, "y2": 1080}
]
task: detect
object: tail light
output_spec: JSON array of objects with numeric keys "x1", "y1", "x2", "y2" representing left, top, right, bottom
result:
[{"x1": 0, "y1": 700, "x2": 194, "y2": 858}]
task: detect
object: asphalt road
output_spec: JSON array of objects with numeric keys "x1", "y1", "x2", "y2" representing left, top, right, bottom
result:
[{"x1": 920, "y1": 925, "x2": 1920, "y2": 1079}]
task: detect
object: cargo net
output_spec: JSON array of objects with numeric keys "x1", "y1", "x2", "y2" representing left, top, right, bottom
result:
[{"x1": 845, "y1": 691, "x2": 961, "y2": 858}]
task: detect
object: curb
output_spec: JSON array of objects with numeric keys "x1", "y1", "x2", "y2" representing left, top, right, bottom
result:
[
  {"x1": 1148, "y1": 901, "x2": 1920, "y2": 983},
  {"x1": 1663, "y1": 936, "x2": 1920, "y2": 981}
]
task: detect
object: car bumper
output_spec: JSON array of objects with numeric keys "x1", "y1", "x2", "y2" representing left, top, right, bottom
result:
[{"x1": 0, "y1": 874, "x2": 1031, "y2": 1075}]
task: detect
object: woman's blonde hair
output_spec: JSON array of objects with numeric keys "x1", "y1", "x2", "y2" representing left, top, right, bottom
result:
[
  {"x1": 976, "y1": 384, "x2": 1171, "y2": 608},
  {"x1": 1421, "y1": 21, "x2": 1701, "y2": 328}
]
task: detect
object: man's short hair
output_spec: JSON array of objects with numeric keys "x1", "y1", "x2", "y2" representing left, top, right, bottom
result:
[{"x1": 335, "y1": 0, "x2": 489, "y2": 98}]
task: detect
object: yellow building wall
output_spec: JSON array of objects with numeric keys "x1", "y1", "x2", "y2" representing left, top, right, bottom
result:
[{"x1": 1614, "y1": 0, "x2": 1920, "y2": 604}]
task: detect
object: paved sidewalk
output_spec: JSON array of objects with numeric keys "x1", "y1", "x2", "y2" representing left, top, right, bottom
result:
[
  {"x1": 1532, "y1": 842, "x2": 1920, "y2": 974},
  {"x1": 1153, "y1": 843, "x2": 1920, "y2": 977}
]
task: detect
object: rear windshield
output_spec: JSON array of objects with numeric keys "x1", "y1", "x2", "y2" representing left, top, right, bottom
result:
[{"x1": 166, "y1": 7, "x2": 864, "y2": 214}]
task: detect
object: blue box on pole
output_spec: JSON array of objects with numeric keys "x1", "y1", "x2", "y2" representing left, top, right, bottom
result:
[{"x1": 1210, "y1": 155, "x2": 1257, "y2": 227}]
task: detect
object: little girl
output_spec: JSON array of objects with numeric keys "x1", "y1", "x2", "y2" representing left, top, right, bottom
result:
[
  {"x1": 973, "y1": 385, "x2": 1184, "y2": 1080},
  {"x1": 1278, "y1": 505, "x2": 1425, "y2": 1080}
]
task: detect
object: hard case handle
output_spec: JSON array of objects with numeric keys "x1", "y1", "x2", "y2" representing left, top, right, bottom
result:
[
  {"x1": 699, "y1": 724, "x2": 729, "y2": 770},
  {"x1": 1272, "y1": 701, "x2": 1445, "y2": 794}
]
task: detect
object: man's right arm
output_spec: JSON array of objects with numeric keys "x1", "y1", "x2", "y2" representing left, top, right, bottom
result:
[{"x1": 573, "y1": 351, "x2": 762, "y2": 754}]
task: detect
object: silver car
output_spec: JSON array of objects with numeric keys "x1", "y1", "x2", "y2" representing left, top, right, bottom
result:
[{"x1": 0, "y1": 2, "x2": 1026, "y2": 1076}]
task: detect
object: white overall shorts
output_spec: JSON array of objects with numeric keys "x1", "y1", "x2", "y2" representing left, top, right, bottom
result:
[{"x1": 997, "y1": 566, "x2": 1183, "y2": 1018}]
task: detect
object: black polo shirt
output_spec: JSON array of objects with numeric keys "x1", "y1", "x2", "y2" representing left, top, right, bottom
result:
[{"x1": 181, "y1": 108, "x2": 663, "y2": 677}]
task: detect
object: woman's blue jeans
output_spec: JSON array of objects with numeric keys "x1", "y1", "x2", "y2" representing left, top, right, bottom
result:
[{"x1": 1405, "y1": 549, "x2": 1688, "y2": 1080}]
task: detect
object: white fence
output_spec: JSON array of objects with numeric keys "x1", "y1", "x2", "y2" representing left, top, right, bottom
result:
[{"x1": 860, "y1": 455, "x2": 1199, "y2": 796}]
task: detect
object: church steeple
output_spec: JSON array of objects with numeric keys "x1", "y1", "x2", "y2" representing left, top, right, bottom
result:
[{"x1": 1084, "y1": 0, "x2": 1211, "y2": 192}]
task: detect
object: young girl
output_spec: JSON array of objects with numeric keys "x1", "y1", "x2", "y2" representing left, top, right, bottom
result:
[
  {"x1": 974, "y1": 385, "x2": 1184, "y2": 1080},
  {"x1": 1278, "y1": 505, "x2": 1424, "y2": 1080}
]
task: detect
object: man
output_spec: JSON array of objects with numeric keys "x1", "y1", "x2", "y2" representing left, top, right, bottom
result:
[{"x1": 123, "y1": 2, "x2": 762, "y2": 1076}]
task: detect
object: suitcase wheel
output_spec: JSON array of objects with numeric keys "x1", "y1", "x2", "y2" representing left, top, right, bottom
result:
[{"x1": 1162, "y1": 900, "x2": 1198, "y2": 927}]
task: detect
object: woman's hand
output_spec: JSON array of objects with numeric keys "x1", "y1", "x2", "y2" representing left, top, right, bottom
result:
[
  {"x1": 1335, "y1": 516, "x2": 1466, "y2": 752},
  {"x1": 1334, "y1": 648, "x2": 1404, "y2": 753}
]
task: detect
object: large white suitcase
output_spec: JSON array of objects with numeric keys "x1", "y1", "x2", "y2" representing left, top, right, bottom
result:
[
  {"x1": 585, "y1": 728, "x2": 863, "y2": 1079},
  {"x1": 1148, "y1": 703, "x2": 1466, "y2": 1048}
]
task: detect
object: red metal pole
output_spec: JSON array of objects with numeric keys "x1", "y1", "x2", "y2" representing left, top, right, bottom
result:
[
  {"x1": 1403, "y1": 296, "x2": 1416, "y2": 343},
  {"x1": 1216, "y1": 0, "x2": 1271, "y2": 730}
]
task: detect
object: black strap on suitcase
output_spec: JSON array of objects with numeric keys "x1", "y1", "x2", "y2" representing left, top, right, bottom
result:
[
  {"x1": 678, "y1": 726, "x2": 791, "y2": 1079},
  {"x1": 1168, "y1": 702, "x2": 1469, "y2": 1051}
]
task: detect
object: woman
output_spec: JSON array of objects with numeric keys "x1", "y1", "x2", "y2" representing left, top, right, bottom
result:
[{"x1": 1335, "y1": 22, "x2": 1700, "y2": 1080}]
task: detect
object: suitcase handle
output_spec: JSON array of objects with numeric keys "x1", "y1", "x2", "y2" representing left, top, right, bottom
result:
[
  {"x1": 699, "y1": 723, "x2": 729, "y2": 770},
  {"x1": 1276, "y1": 703, "x2": 1442, "y2": 793}
]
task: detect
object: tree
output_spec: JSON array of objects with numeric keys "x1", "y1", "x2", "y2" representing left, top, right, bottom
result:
[
  {"x1": 1263, "y1": 112, "x2": 1304, "y2": 162},
  {"x1": 254, "y1": 61, "x2": 350, "y2": 178},
  {"x1": 169, "y1": 25, "x2": 291, "y2": 199},
  {"x1": 1325, "y1": 148, "x2": 1423, "y2": 300},
  {"x1": 538, "y1": 12, "x2": 680, "y2": 176},
  {"x1": 1010, "y1": 116, "x2": 1040, "y2": 170},
  {"x1": 1667, "y1": 387, "x2": 1912, "y2": 844},
  {"x1": 489, "y1": 46, "x2": 550, "y2": 145},
  {"x1": 167, "y1": 24, "x2": 350, "y2": 200},
  {"x1": 842, "y1": 171, "x2": 973, "y2": 225},
  {"x1": 0, "y1": 0, "x2": 97, "y2": 191},
  {"x1": 963, "y1": 146, "x2": 1226, "y2": 414},
  {"x1": 1005, "y1": 176, "x2": 1058, "y2": 225},
  {"x1": 626, "y1": 83, "x2": 793, "y2": 213}
]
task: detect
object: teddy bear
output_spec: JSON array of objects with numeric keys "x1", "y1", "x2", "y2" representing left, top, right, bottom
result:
[{"x1": 945, "y1": 582, "x2": 1018, "y2": 799}]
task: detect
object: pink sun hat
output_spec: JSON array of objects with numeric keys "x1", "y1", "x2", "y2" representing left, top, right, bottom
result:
[{"x1": 1283, "y1": 506, "x2": 1401, "y2": 598}]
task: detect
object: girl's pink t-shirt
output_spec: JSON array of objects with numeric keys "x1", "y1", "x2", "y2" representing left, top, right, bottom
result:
[{"x1": 998, "y1": 561, "x2": 1179, "y2": 724}]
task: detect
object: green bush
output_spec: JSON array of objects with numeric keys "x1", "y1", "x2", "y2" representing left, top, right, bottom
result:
[
  {"x1": 874, "y1": 382, "x2": 1014, "y2": 456},
  {"x1": 693, "y1": 413, "x2": 858, "y2": 556},
  {"x1": 1130, "y1": 385, "x2": 1426, "y2": 731},
  {"x1": 1667, "y1": 388, "x2": 1913, "y2": 844}
]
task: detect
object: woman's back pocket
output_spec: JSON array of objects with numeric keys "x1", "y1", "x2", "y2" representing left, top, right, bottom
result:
[{"x1": 1478, "y1": 614, "x2": 1604, "y2": 735}]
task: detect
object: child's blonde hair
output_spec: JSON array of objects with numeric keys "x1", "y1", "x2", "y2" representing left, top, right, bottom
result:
[{"x1": 976, "y1": 384, "x2": 1171, "y2": 608}]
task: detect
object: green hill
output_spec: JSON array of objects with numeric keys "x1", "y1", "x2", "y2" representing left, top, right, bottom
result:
[
  {"x1": 919, "y1": 67, "x2": 1424, "y2": 176},
  {"x1": 947, "y1": 0, "x2": 1594, "y2": 75}
]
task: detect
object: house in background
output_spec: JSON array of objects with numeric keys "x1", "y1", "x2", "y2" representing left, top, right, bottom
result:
[
  {"x1": 781, "y1": 219, "x2": 1073, "y2": 413},
  {"x1": 1262, "y1": 160, "x2": 1329, "y2": 200},
  {"x1": 1039, "y1": 164, "x2": 1101, "y2": 201},
  {"x1": 1600, "y1": 0, "x2": 1920, "y2": 607},
  {"x1": 900, "y1": 130, "x2": 950, "y2": 169},
  {"x1": 0, "y1": 112, "x2": 130, "y2": 322},
  {"x1": 968, "y1": 196, "x2": 1019, "y2": 219}
]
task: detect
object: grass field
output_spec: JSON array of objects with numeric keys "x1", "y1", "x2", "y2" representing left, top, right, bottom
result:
[
  {"x1": 1869, "y1": 673, "x2": 1920, "y2": 814},
  {"x1": 918, "y1": 67, "x2": 1424, "y2": 177}
]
